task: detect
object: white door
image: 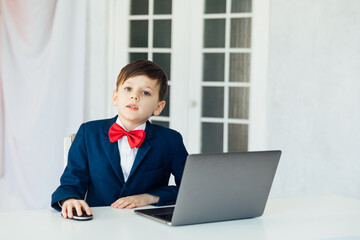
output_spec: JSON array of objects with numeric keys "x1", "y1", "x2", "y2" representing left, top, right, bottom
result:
[{"x1": 112, "y1": 0, "x2": 269, "y2": 154}]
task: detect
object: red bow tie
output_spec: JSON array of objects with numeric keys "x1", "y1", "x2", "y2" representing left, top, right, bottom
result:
[{"x1": 108, "y1": 123, "x2": 146, "y2": 149}]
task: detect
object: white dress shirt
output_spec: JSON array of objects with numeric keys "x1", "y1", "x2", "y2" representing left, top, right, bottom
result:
[{"x1": 115, "y1": 118, "x2": 146, "y2": 182}]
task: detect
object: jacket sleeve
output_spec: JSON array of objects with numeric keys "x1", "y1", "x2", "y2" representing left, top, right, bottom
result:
[
  {"x1": 51, "y1": 124, "x2": 89, "y2": 211},
  {"x1": 146, "y1": 133, "x2": 188, "y2": 206}
]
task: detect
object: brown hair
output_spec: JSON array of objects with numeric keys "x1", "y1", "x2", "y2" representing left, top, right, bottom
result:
[{"x1": 116, "y1": 60, "x2": 168, "y2": 101}]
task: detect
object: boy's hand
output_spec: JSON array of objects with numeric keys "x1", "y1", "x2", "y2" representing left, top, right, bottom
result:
[
  {"x1": 61, "y1": 198, "x2": 92, "y2": 218},
  {"x1": 111, "y1": 194, "x2": 159, "y2": 209}
]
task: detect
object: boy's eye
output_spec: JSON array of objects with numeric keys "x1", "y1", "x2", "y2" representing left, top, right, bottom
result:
[
  {"x1": 142, "y1": 91, "x2": 150, "y2": 96},
  {"x1": 124, "y1": 87, "x2": 131, "y2": 91}
]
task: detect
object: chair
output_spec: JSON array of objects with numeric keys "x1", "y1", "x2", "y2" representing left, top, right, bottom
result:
[{"x1": 63, "y1": 133, "x2": 76, "y2": 168}]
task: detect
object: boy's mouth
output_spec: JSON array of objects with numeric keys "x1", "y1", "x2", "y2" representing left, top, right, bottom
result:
[{"x1": 126, "y1": 104, "x2": 138, "y2": 110}]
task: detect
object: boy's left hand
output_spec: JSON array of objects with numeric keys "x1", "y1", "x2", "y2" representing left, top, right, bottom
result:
[{"x1": 111, "y1": 194, "x2": 159, "y2": 209}]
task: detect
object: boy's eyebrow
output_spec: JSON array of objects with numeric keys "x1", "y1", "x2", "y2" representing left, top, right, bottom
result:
[
  {"x1": 143, "y1": 85, "x2": 155, "y2": 90},
  {"x1": 124, "y1": 81, "x2": 156, "y2": 90}
]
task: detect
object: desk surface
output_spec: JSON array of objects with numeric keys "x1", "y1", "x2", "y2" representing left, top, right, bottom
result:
[{"x1": 0, "y1": 195, "x2": 359, "y2": 240}]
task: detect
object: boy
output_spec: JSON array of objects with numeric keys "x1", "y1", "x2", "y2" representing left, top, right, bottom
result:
[{"x1": 51, "y1": 60, "x2": 188, "y2": 219}]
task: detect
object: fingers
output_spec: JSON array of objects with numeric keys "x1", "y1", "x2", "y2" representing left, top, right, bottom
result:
[
  {"x1": 82, "y1": 202, "x2": 92, "y2": 216},
  {"x1": 61, "y1": 199, "x2": 92, "y2": 219},
  {"x1": 111, "y1": 197, "x2": 138, "y2": 209},
  {"x1": 76, "y1": 201, "x2": 92, "y2": 216},
  {"x1": 126, "y1": 203, "x2": 136, "y2": 209},
  {"x1": 61, "y1": 199, "x2": 73, "y2": 218},
  {"x1": 111, "y1": 194, "x2": 155, "y2": 209},
  {"x1": 74, "y1": 204, "x2": 83, "y2": 216},
  {"x1": 61, "y1": 205, "x2": 68, "y2": 218},
  {"x1": 111, "y1": 198, "x2": 128, "y2": 209}
]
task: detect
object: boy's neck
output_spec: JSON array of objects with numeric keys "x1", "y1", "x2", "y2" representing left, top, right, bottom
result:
[{"x1": 117, "y1": 118, "x2": 146, "y2": 131}]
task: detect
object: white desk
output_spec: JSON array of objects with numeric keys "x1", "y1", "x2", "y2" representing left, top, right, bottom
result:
[{"x1": 0, "y1": 195, "x2": 359, "y2": 240}]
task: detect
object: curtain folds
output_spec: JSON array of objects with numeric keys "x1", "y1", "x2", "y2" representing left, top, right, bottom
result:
[
  {"x1": 0, "y1": 0, "x2": 86, "y2": 209},
  {"x1": 1, "y1": 0, "x2": 4, "y2": 178}
]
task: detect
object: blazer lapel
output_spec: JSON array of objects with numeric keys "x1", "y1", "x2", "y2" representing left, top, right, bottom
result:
[
  {"x1": 102, "y1": 116, "x2": 125, "y2": 185},
  {"x1": 128, "y1": 121, "x2": 155, "y2": 179}
]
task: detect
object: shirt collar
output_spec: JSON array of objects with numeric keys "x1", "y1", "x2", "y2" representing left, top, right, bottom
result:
[{"x1": 116, "y1": 118, "x2": 146, "y2": 132}]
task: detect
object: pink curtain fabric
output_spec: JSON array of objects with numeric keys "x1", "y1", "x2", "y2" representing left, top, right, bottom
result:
[{"x1": 0, "y1": 0, "x2": 86, "y2": 209}]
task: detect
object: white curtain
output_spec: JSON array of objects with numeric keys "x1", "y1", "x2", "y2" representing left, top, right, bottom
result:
[
  {"x1": 0, "y1": 0, "x2": 87, "y2": 210},
  {"x1": 0, "y1": 1, "x2": 4, "y2": 178}
]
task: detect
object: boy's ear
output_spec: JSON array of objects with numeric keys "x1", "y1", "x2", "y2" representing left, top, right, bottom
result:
[
  {"x1": 153, "y1": 101, "x2": 166, "y2": 116},
  {"x1": 112, "y1": 90, "x2": 118, "y2": 106}
]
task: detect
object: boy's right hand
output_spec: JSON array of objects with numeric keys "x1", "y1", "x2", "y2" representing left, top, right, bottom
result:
[{"x1": 61, "y1": 198, "x2": 92, "y2": 219}]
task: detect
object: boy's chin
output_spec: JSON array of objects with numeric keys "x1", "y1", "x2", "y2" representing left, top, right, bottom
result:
[{"x1": 119, "y1": 116, "x2": 149, "y2": 124}]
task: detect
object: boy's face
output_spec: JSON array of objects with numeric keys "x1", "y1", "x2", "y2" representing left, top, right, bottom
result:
[{"x1": 112, "y1": 75, "x2": 166, "y2": 130}]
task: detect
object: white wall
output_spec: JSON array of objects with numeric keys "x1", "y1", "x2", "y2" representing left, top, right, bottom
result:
[{"x1": 267, "y1": 0, "x2": 360, "y2": 199}]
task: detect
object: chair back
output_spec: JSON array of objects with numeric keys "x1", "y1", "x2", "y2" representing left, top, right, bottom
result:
[{"x1": 64, "y1": 134, "x2": 76, "y2": 168}]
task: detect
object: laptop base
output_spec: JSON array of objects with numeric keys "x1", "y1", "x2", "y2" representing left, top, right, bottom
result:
[{"x1": 135, "y1": 207, "x2": 174, "y2": 225}]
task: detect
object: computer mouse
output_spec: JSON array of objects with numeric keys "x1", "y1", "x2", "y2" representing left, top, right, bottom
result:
[{"x1": 62, "y1": 209, "x2": 93, "y2": 221}]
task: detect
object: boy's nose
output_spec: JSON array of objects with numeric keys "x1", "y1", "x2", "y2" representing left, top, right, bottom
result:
[{"x1": 131, "y1": 95, "x2": 139, "y2": 101}]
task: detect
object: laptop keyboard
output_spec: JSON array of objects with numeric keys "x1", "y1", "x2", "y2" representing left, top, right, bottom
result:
[
  {"x1": 154, "y1": 213, "x2": 173, "y2": 222},
  {"x1": 135, "y1": 206, "x2": 175, "y2": 222}
]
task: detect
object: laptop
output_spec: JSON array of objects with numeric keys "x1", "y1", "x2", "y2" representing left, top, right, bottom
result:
[{"x1": 134, "y1": 150, "x2": 281, "y2": 226}]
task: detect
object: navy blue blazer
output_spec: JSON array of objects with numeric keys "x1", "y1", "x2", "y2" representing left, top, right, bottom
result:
[{"x1": 51, "y1": 116, "x2": 188, "y2": 211}]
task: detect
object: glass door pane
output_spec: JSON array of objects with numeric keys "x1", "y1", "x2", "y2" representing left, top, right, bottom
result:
[
  {"x1": 128, "y1": 0, "x2": 173, "y2": 128},
  {"x1": 201, "y1": 0, "x2": 252, "y2": 153}
]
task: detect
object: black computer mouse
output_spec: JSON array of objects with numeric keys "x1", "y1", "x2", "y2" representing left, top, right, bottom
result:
[{"x1": 62, "y1": 209, "x2": 93, "y2": 221}]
